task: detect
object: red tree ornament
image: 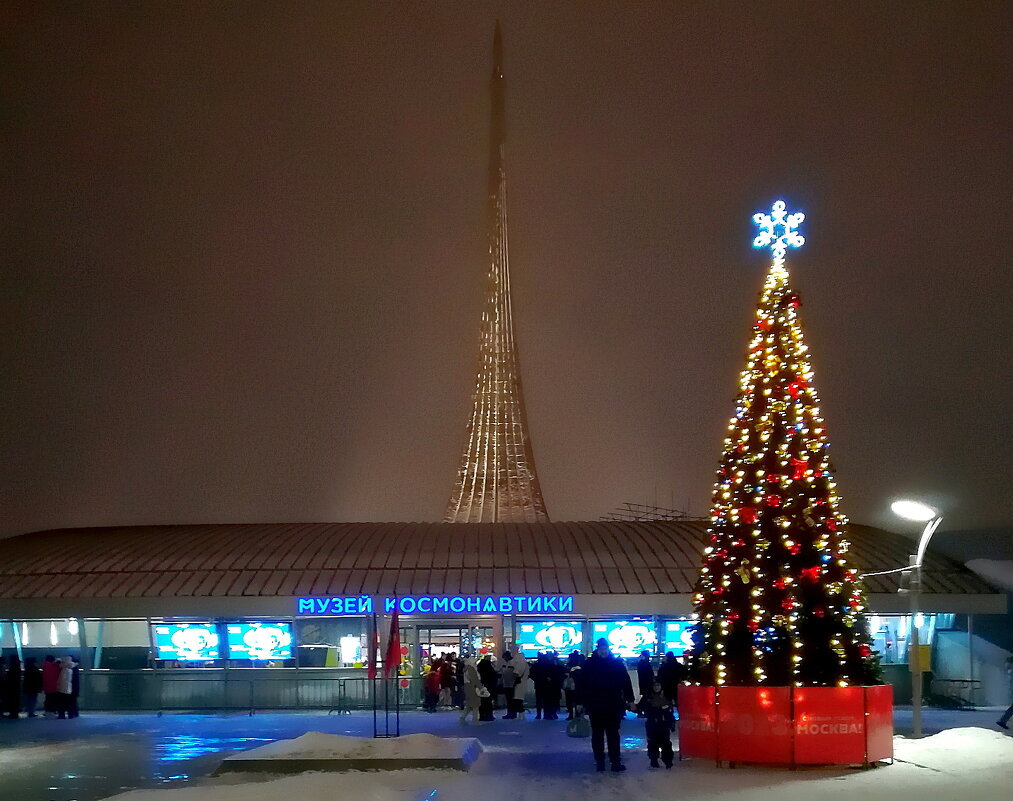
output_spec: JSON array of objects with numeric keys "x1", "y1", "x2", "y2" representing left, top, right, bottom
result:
[{"x1": 801, "y1": 566, "x2": 821, "y2": 582}]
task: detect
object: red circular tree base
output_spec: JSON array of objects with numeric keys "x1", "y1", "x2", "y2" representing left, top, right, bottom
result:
[{"x1": 679, "y1": 684, "x2": 894, "y2": 767}]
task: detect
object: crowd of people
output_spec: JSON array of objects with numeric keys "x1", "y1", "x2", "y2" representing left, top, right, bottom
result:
[
  {"x1": 419, "y1": 640, "x2": 689, "y2": 773},
  {"x1": 0, "y1": 655, "x2": 80, "y2": 720}
]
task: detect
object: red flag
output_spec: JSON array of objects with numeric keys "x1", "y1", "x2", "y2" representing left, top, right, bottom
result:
[
  {"x1": 383, "y1": 609, "x2": 400, "y2": 679},
  {"x1": 367, "y1": 614, "x2": 378, "y2": 680}
]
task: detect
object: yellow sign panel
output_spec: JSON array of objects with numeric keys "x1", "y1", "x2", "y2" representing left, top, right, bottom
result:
[{"x1": 908, "y1": 644, "x2": 932, "y2": 673}]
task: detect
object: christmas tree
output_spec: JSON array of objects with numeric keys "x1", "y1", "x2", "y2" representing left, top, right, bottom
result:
[{"x1": 690, "y1": 200, "x2": 879, "y2": 688}]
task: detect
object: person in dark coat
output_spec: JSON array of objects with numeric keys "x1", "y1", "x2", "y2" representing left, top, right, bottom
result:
[
  {"x1": 476, "y1": 654, "x2": 498, "y2": 721},
  {"x1": 657, "y1": 651, "x2": 688, "y2": 709},
  {"x1": 22, "y1": 657, "x2": 42, "y2": 718},
  {"x1": 636, "y1": 650, "x2": 654, "y2": 716},
  {"x1": 500, "y1": 651, "x2": 519, "y2": 719},
  {"x1": 454, "y1": 652, "x2": 466, "y2": 708},
  {"x1": 2, "y1": 656, "x2": 21, "y2": 719},
  {"x1": 564, "y1": 651, "x2": 584, "y2": 720},
  {"x1": 439, "y1": 654, "x2": 456, "y2": 708},
  {"x1": 637, "y1": 680, "x2": 675, "y2": 768},
  {"x1": 68, "y1": 657, "x2": 81, "y2": 718},
  {"x1": 578, "y1": 638, "x2": 635, "y2": 772},
  {"x1": 529, "y1": 652, "x2": 547, "y2": 719},
  {"x1": 541, "y1": 651, "x2": 565, "y2": 720}
]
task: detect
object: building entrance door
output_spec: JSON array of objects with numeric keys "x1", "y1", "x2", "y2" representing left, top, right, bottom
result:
[{"x1": 415, "y1": 624, "x2": 496, "y2": 669}]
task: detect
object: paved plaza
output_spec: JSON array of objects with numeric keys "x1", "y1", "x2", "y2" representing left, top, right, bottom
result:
[{"x1": 0, "y1": 705, "x2": 1008, "y2": 801}]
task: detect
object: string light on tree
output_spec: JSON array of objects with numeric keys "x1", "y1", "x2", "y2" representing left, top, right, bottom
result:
[{"x1": 689, "y1": 200, "x2": 880, "y2": 688}]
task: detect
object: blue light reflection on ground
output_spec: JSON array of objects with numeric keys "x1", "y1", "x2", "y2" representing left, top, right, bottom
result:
[
  {"x1": 151, "y1": 735, "x2": 274, "y2": 783},
  {"x1": 622, "y1": 735, "x2": 645, "y2": 749},
  {"x1": 154, "y1": 735, "x2": 274, "y2": 762}
]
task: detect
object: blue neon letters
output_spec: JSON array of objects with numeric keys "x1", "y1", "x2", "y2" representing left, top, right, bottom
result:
[
  {"x1": 296, "y1": 596, "x2": 374, "y2": 616},
  {"x1": 296, "y1": 595, "x2": 574, "y2": 616}
]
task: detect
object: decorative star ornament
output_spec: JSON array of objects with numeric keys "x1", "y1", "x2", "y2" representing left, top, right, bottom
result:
[{"x1": 753, "y1": 200, "x2": 805, "y2": 266}]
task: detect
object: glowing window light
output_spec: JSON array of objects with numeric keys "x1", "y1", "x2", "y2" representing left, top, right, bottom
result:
[
  {"x1": 68, "y1": 619, "x2": 79, "y2": 636},
  {"x1": 50, "y1": 621, "x2": 59, "y2": 645}
]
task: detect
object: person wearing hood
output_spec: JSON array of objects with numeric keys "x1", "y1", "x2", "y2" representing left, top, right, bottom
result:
[{"x1": 459, "y1": 656, "x2": 482, "y2": 724}]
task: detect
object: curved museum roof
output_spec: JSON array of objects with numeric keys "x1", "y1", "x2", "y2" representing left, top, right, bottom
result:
[{"x1": 0, "y1": 521, "x2": 998, "y2": 615}]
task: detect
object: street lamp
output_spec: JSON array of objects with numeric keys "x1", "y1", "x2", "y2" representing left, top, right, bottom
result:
[{"x1": 891, "y1": 499, "x2": 943, "y2": 738}]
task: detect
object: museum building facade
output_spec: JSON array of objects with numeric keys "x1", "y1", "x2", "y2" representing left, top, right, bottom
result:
[{"x1": 0, "y1": 520, "x2": 1004, "y2": 711}]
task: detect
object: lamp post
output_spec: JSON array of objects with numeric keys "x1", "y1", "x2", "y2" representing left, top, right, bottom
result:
[{"x1": 891, "y1": 499, "x2": 943, "y2": 738}]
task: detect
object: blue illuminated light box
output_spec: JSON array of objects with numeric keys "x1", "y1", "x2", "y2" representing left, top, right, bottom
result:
[
  {"x1": 591, "y1": 620, "x2": 658, "y2": 658},
  {"x1": 663, "y1": 620, "x2": 695, "y2": 656},
  {"x1": 226, "y1": 621, "x2": 293, "y2": 660},
  {"x1": 152, "y1": 623, "x2": 219, "y2": 661},
  {"x1": 515, "y1": 621, "x2": 583, "y2": 656}
]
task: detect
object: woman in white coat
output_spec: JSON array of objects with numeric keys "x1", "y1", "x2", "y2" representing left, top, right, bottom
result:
[
  {"x1": 511, "y1": 652, "x2": 530, "y2": 717},
  {"x1": 55, "y1": 656, "x2": 73, "y2": 719},
  {"x1": 460, "y1": 657, "x2": 482, "y2": 724}
]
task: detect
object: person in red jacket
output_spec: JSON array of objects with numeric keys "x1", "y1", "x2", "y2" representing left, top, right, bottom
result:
[
  {"x1": 423, "y1": 664, "x2": 442, "y2": 712},
  {"x1": 41, "y1": 655, "x2": 60, "y2": 717}
]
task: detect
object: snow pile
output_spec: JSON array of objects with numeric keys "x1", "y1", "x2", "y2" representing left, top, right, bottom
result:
[
  {"x1": 229, "y1": 731, "x2": 471, "y2": 760},
  {"x1": 100, "y1": 726, "x2": 1013, "y2": 801},
  {"x1": 894, "y1": 726, "x2": 1010, "y2": 772},
  {"x1": 965, "y1": 559, "x2": 1013, "y2": 593}
]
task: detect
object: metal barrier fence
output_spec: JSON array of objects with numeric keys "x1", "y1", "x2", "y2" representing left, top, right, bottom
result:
[{"x1": 81, "y1": 670, "x2": 429, "y2": 715}]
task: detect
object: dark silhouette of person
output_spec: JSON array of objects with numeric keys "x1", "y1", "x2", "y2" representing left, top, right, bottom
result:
[
  {"x1": 657, "y1": 650, "x2": 688, "y2": 709},
  {"x1": 636, "y1": 650, "x2": 654, "y2": 716},
  {"x1": 578, "y1": 638, "x2": 635, "y2": 772},
  {"x1": 68, "y1": 657, "x2": 81, "y2": 718},
  {"x1": 638, "y1": 679, "x2": 676, "y2": 768},
  {"x1": 564, "y1": 651, "x2": 585, "y2": 719},
  {"x1": 2, "y1": 656, "x2": 22, "y2": 719},
  {"x1": 530, "y1": 652, "x2": 548, "y2": 719},
  {"x1": 22, "y1": 657, "x2": 42, "y2": 717},
  {"x1": 542, "y1": 651, "x2": 565, "y2": 719},
  {"x1": 476, "y1": 654, "x2": 498, "y2": 721},
  {"x1": 500, "y1": 651, "x2": 519, "y2": 719}
]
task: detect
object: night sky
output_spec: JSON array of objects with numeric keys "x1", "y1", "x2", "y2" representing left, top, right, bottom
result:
[{"x1": 3, "y1": 3, "x2": 1010, "y2": 539}]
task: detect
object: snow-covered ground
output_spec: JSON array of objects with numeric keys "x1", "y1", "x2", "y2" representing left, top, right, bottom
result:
[
  {"x1": 227, "y1": 731, "x2": 476, "y2": 760},
  {"x1": 102, "y1": 727, "x2": 1012, "y2": 801}
]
